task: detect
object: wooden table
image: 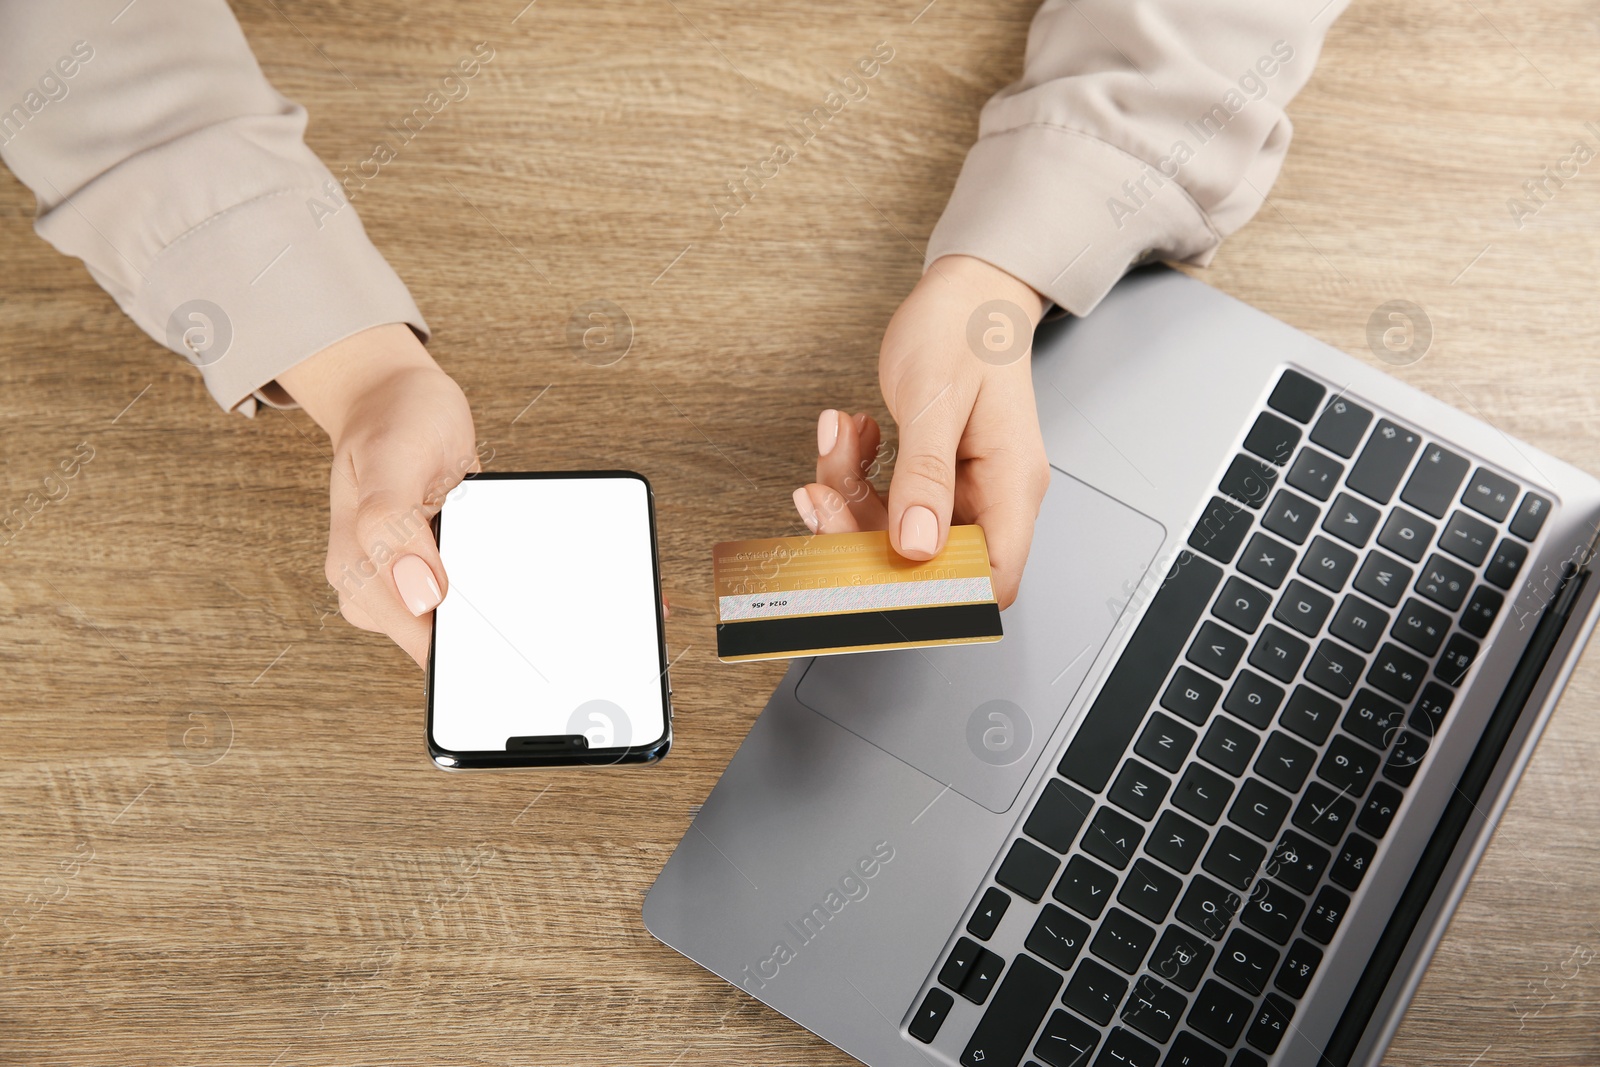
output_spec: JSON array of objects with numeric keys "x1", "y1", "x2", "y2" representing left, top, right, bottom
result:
[{"x1": 3, "y1": 1, "x2": 1599, "y2": 1063}]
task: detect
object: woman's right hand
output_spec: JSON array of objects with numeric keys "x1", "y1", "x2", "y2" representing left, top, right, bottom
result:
[{"x1": 278, "y1": 323, "x2": 479, "y2": 668}]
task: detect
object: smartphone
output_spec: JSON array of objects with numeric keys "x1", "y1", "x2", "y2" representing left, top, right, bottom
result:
[{"x1": 425, "y1": 471, "x2": 672, "y2": 769}]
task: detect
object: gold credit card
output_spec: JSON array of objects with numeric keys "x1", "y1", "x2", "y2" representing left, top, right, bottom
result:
[{"x1": 712, "y1": 525, "x2": 1003, "y2": 662}]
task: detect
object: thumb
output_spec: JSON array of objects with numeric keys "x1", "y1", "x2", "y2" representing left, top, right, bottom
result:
[
  {"x1": 328, "y1": 459, "x2": 453, "y2": 668},
  {"x1": 885, "y1": 384, "x2": 966, "y2": 560}
]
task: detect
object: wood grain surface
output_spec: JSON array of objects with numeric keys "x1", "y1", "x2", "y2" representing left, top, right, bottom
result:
[{"x1": 3, "y1": 1, "x2": 1600, "y2": 1064}]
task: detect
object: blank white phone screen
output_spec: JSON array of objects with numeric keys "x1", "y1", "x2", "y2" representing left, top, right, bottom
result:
[{"x1": 430, "y1": 476, "x2": 665, "y2": 752}]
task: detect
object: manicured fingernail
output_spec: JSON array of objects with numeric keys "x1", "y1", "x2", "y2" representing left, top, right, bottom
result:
[
  {"x1": 393, "y1": 554, "x2": 442, "y2": 616},
  {"x1": 854, "y1": 413, "x2": 869, "y2": 434},
  {"x1": 899, "y1": 505, "x2": 938, "y2": 557},
  {"x1": 793, "y1": 487, "x2": 821, "y2": 533},
  {"x1": 817, "y1": 409, "x2": 840, "y2": 457}
]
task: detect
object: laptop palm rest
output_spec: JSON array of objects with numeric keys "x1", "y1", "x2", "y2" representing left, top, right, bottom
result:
[{"x1": 794, "y1": 465, "x2": 1166, "y2": 814}]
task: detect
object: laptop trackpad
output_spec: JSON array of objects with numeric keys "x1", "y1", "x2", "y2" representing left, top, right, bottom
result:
[{"x1": 794, "y1": 466, "x2": 1166, "y2": 814}]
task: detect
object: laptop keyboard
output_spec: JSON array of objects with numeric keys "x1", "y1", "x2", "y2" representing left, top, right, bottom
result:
[{"x1": 906, "y1": 369, "x2": 1552, "y2": 1066}]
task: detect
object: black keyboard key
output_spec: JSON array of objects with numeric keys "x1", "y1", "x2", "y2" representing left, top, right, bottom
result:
[
  {"x1": 1435, "y1": 632, "x2": 1480, "y2": 686},
  {"x1": 1190, "y1": 502, "x2": 1248, "y2": 566},
  {"x1": 1110, "y1": 760, "x2": 1173, "y2": 823},
  {"x1": 1368, "y1": 642, "x2": 1428, "y2": 702},
  {"x1": 1383, "y1": 730, "x2": 1430, "y2": 786},
  {"x1": 1136, "y1": 713, "x2": 1198, "y2": 774},
  {"x1": 1122, "y1": 976, "x2": 1190, "y2": 1045},
  {"x1": 1304, "y1": 638, "x2": 1364, "y2": 699},
  {"x1": 1376, "y1": 507, "x2": 1435, "y2": 563},
  {"x1": 1254, "y1": 732, "x2": 1317, "y2": 793},
  {"x1": 909, "y1": 987, "x2": 955, "y2": 1043},
  {"x1": 1510, "y1": 492, "x2": 1552, "y2": 541},
  {"x1": 1198, "y1": 716, "x2": 1259, "y2": 778},
  {"x1": 1330, "y1": 832, "x2": 1377, "y2": 891},
  {"x1": 964, "y1": 948, "x2": 1007, "y2": 1004},
  {"x1": 1409, "y1": 682, "x2": 1454, "y2": 738},
  {"x1": 1228, "y1": 780, "x2": 1292, "y2": 842},
  {"x1": 1236, "y1": 1044, "x2": 1270, "y2": 1066},
  {"x1": 1356, "y1": 783, "x2": 1404, "y2": 838},
  {"x1": 1318, "y1": 734, "x2": 1380, "y2": 798},
  {"x1": 1055, "y1": 855, "x2": 1119, "y2": 919},
  {"x1": 1223, "y1": 671, "x2": 1284, "y2": 729},
  {"x1": 1343, "y1": 688, "x2": 1404, "y2": 751},
  {"x1": 1329, "y1": 594, "x2": 1389, "y2": 652},
  {"x1": 1215, "y1": 929, "x2": 1280, "y2": 995},
  {"x1": 1248, "y1": 625, "x2": 1309, "y2": 683},
  {"x1": 1460, "y1": 585, "x2": 1504, "y2": 638},
  {"x1": 1061, "y1": 552, "x2": 1222, "y2": 792},
  {"x1": 1064, "y1": 958, "x2": 1129, "y2": 1026},
  {"x1": 1218, "y1": 454, "x2": 1278, "y2": 510},
  {"x1": 1162, "y1": 666, "x2": 1224, "y2": 726},
  {"x1": 961, "y1": 954, "x2": 1065, "y2": 1067},
  {"x1": 1440, "y1": 510, "x2": 1496, "y2": 567},
  {"x1": 1301, "y1": 885, "x2": 1350, "y2": 945},
  {"x1": 1164, "y1": 1032, "x2": 1226, "y2": 1067},
  {"x1": 1236, "y1": 533, "x2": 1296, "y2": 590},
  {"x1": 1297, "y1": 536, "x2": 1357, "y2": 593},
  {"x1": 1292, "y1": 782, "x2": 1357, "y2": 846},
  {"x1": 1212, "y1": 576, "x2": 1273, "y2": 634},
  {"x1": 969, "y1": 887, "x2": 1012, "y2": 940},
  {"x1": 1485, "y1": 538, "x2": 1529, "y2": 590},
  {"x1": 1414, "y1": 553, "x2": 1472, "y2": 611},
  {"x1": 1241, "y1": 879, "x2": 1304, "y2": 945},
  {"x1": 1026, "y1": 904, "x2": 1091, "y2": 971},
  {"x1": 1462, "y1": 467, "x2": 1519, "y2": 522},
  {"x1": 1174, "y1": 764, "x2": 1234, "y2": 825},
  {"x1": 1353, "y1": 550, "x2": 1412, "y2": 608},
  {"x1": 1026, "y1": 779, "x2": 1096, "y2": 854},
  {"x1": 1146, "y1": 811, "x2": 1208, "y2": 875},
  {"x1": 1400, "y1": 444, "x2": 1470, "y2": 519},
  {"x1": 1273, "y1": 579, "x2": 1333, "y2": 638},
  {"x1": 1188, "y1": 980, "x2": 1253, "y2": 1047},
  {"x1": 1261, "y1": 490, "x2": 1320, "y2": 545},
  {"x1": 1346, "y1": 420, "x2": 1420, "y2": 504},
  {"x1": 1321, "y1": 492, "x2": 1380, "y2": 548},
  {"x1": 1151, "y1": 925, "x2": 1214, "y2": 992},
  {"x1": 1278, "y1": 685, "x2": 1340, "y2": 746},
  {"x1": 1285, "y1": 448, "x2": 1343, "y2": 502},
  {"x1": 1275, "y1": 939, "x2": 1324, "y2": 999},
  {"x1": 1192, "y1": 625, "x2": 1250, "y2": 689},
  {"x1": 1034, "y1": 1010, "x2": 1100, "y2": 1067},
  {"x1": 1203, "y1": 825, "x2": 1269, "y2": 888},
  {"x1": 1311, "y1": 395, "x2": 1373, "y2": 458},
  {"x1": 1084, "y1": 808, "x2": 1146, "y2": 871},
  {"x1": 1092, "y1": 908, "x2": 1157, "y2": 974},
  {"x1": 1243, "y1": 994, "x2": 1295, "y2": 1054},
  {"x1": 1036, "y1": 1011, "x2": 1100, "y2": 1067},
  {"x1": 1176, "y1": 876, "x2": 1242, "y2": 942},
  {"x1": 1391, "y1": 596, "x2": 1451, "y2": 657},
  {"x1": 940, "y1": 936, "x2": 983, "y2": 991},
  {"x1": 1119, "y1": 859, "x2": 1184, "y2": 924},
  {"x1": 1096, "y1": 1028, "x2": 1161, "y2": 1067},
  {"x1": 1242, "y1": 412, "x2": 1301, "y2": 467},
  {"x1": 1266, "y1": 831, "x2": 1330, "y2": 894},
  {"x1": 1267, "y1": 370, "x2": 1325, "y2": 423},
  {"x1": 997, "y1": 839, "x2": 1061, "y2": 902}
]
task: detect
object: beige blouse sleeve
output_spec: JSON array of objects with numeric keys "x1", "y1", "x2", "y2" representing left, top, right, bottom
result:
[
  {"x1": 927, "y1": 0, "x2": 1352, "y2": 315},
  {"x1": 0, "y1": 0, "x2": 427, "y2": 415}
]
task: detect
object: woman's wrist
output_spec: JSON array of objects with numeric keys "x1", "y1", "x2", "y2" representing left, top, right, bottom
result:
[
  {"x1": 927, "y1": 254, "x2": 1047, "y2": 328},
  {"x1": 277, "y1": 323, "x2": 438, "y2": 442}
]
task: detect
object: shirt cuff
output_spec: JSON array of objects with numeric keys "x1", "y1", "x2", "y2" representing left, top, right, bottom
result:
[
  {"x1": 134, "y1": 189, "x2": 427, "y2": 415},
  {"x1": 926, "y1": 123, "x2": 1224, "y2": 317}
]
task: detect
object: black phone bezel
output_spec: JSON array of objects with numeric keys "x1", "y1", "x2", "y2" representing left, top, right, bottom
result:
[{"x1": 424, "y1": 470, "x2": 673, "y2": 769}]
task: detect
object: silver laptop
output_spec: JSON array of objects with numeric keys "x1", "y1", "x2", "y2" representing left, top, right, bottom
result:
[{"x1": 643, "y1": 266, "x2": 1600, "y2": 1066}]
